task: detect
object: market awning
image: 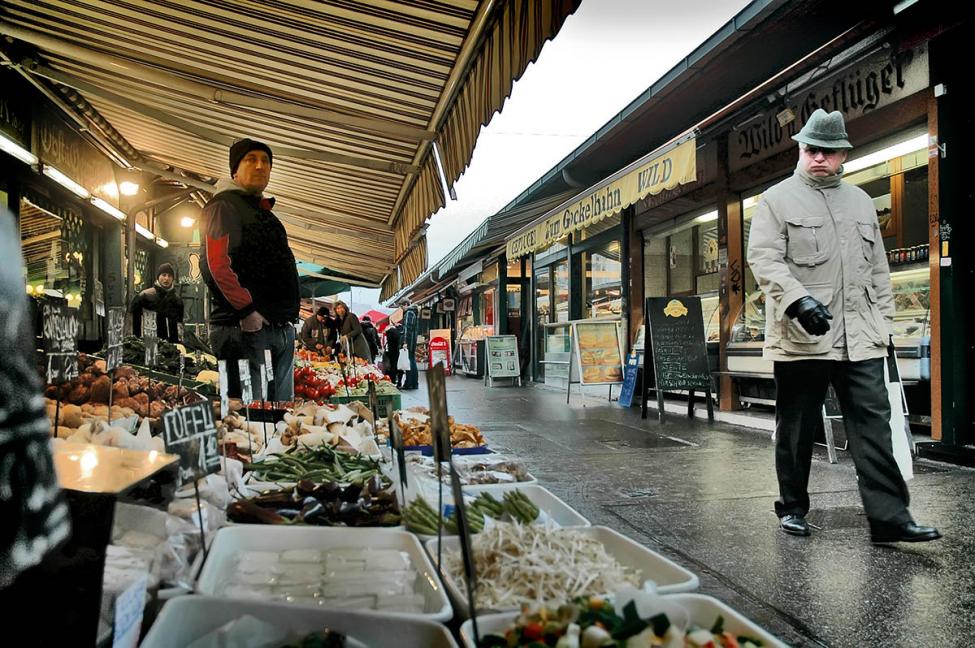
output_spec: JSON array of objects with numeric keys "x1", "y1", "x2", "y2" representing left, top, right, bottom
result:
[
  {"x1": 506, "y1": 136, "x2": 698, "y2": 258},
  {"x1": 0, "y1": 0, "x2": 580, "y2": 284}
]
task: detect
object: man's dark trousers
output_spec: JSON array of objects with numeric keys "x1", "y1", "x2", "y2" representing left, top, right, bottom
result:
[{"x1": 773, "y1": 357, "x2": 911, "y2": 524}]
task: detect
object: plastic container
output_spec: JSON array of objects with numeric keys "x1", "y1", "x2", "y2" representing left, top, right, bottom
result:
[
  {"x1": 142, "y1": 595, "x2": 458, "y2": 648},
  {"x1": 459, "y1": 593, "x2": 786, "y2": 648},
  {"x1": 428, "y1": 525, "x2": 699, "y2": 617},
  {"x1": 195, "y1": 525, "x2": 452, "y2": 621}
]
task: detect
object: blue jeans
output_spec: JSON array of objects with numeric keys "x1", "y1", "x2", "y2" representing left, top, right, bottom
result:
[{"x1": 210, "y1": 324, "x2": 295, "y2": 402}]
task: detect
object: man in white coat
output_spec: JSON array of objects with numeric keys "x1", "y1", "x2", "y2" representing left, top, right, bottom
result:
[{"x1": 747, "y1": 109, "x2": 940, "y2": 543}]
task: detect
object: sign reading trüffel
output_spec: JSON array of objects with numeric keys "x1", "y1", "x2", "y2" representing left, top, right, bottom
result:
[
  {"x1": 729, "y1": 46, "x2": 928, "y2": 172},
  {"x1": 506, "y1": 138, "x2": 697, "y2": 258}
]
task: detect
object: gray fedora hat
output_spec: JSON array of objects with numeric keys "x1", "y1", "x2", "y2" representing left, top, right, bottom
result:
[{"x1": 792, "y1": 109, "x2": 852, "y2": 149}]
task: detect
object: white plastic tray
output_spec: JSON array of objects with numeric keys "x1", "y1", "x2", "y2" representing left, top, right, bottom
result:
[
  {"x1": 142, "y1": 595, "x2": 458, "y2": 648},
  {"x1": 195, "y1": 525, "x2": 452, "y2": 621},
  {"x1": 459, "y1": 594, "x2": 787, "y2": 648},
  {"x1": 427, "y1": 525, "x2": 699, "y2": 617}
]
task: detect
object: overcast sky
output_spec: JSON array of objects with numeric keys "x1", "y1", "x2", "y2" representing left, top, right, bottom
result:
[{"x1": 353, "y1": 0, "x2": 752, "y2": 311}]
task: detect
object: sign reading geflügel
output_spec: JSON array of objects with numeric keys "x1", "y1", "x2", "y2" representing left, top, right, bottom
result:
[
  {"x1": 729, "y1": 46, "x2": 929, "y2": 172},
  {"x1": 106, "y1": 307, "x2": 125, "y2": 371},
  {"x1": 43, "y1": 303, "x2": 79, "y2": 383},
  {"x1": 646, "y1": 297, "x2": 711, "y2": 391},
  {"x1": 162, "y1": 401, "x2": 220, "y2": 486},
  {"x1": 507, "y1": 138, "x2": 697, "y2": 258},
  {"x1": 143, "y1": 311, "x2": 158, "y2": 366}
]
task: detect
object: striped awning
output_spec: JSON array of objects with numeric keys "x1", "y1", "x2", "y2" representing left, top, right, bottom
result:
[
  {"x1": 378, "y1": 270, "x2": 400, "y2": 303},
  {"x1": 0, "y1": 0, "x2": 579, "y2": 283},
  {"x1": 398, "y1": 235, "x2": 428, "y2": 287}
]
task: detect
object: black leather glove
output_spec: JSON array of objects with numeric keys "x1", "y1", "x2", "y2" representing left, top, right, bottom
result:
[{"x1": 786, "y1": 296, "x2": 833, "y2": 336}]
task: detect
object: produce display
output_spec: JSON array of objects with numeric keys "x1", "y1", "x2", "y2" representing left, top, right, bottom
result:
[
  {"x1": 219, "y1": 412, "x2": 268, "y2": 463},
  {"x1": 408, "y1": 455, "x2": 533, "y2": 486},
  {"x1": 269, "y1": 401, "x2": 380, "y2": 455},
  {"x1": 403, "y1": 491, "x2": 540, "y2": 535},
  {"x1": 444, "y1": 523, "x2": 642, "y2": 610},
  {"x1": 480, "y1": 598, "x2": 764, "y2": 648},
  {"x1": 228, "y1": 477, "x2": 400, "y2": 527},
  {"x1": 293, "y1": 362, "x2": 396, "y2": 403},
  {"x1": 104, "y1": 336, "x2": 217, "y2": 380},
  {"x1": 391, "y1": 408, "x2": 486, "y2": 448},
  {"x1": 45, "y1": 354, "x2": 204, "y2": 420},
  {"x1": 218, "y1": 548, "x2": 426, "y2": 613},
  {"x1": 244, "y1": 444, "x2": 387, "y2": 486}
]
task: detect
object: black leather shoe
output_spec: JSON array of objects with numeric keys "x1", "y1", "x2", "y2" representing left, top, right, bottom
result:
[
  {"x1": 869, "y1": 520, "x2": 942, "y2": 544},
  {"x1": 779, "y1": 514, "x2": 810, "y2": 536}
]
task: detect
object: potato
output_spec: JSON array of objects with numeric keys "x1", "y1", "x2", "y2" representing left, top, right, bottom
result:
[
  {"x1": 61, "y1": 404, "x2": 85, "y2": 428},
  {"x1": 88, "y1": 375, "x2": 112, "y2": 403}
]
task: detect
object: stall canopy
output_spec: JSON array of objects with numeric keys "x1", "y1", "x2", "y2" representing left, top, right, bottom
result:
[{"x1": 0, "y1": 0, "x2": 580, "y2": 285}]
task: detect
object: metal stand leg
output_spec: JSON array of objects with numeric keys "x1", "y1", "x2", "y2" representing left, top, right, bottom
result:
[
  {"x1": 821, "y1": 406, "x2": 838, "y2": 464},
  {"x1": 687, "y1": 390, "x2": 695, "y2": 418}
]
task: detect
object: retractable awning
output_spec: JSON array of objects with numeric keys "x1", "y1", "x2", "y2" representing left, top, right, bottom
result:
[
  {"x1": 0, "y1": 0, "x2": 579, "y2": 284},
  {"x1": 506, "y1": 135, "x2": 698, "y2": 258}
]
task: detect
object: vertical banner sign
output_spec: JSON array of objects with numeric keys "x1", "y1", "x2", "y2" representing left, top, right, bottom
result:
[
  {"x1": 106, "y1": 307, "x2": 126, "y2": 371},
  {"x1": 162, "y1": 401, "x2": 220, "y2": 486},
  {"x1": 389, "y1": 415, "x2": 408, "y2": 496},
  {"x1": 237, "y1": 359, "x2": 254, "y2": 405},
  {"x1": 217, "y1": 360, "x2": 230, "y2": 419},
  {"x1": 142, "y1": 311, "x2": 158, "y2": 367},
  {"x1": 42, "y1": 302, "x2": 80, "y2": 383},
  {"x1": 618, "y1": 352, "x2": 640, "y2": 408}
]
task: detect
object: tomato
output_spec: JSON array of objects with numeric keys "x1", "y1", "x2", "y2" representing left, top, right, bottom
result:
[
  {"x1": 521, "y1": 623, "x2": 544, "y2": 641},
  {"x1": 306, "y1": 388, "x2": 321, "y2": 400}
]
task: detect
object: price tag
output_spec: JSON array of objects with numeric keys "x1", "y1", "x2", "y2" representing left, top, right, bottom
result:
[
  {"x1": 237, "y1": 359, "x2": 253, "y2": 405},
  {"x1": 426, "y1": 363, "x2": 451, "y2": 464},
  {"x1": 217, "y1": 360, "x2": 230, "y2": 419},
  {"x1": 142, "y1": 311, "x2": 158, "y2": 367},
  {"x1": 106, "y1": 307, "x2": 125, "y2": 371},
  {"x1": 112, "y1": 574, "x2": 148, "y2": 648},
  {"x1": 263, "y1": 349, "x2": 273, "y2": 382},
  {"x1": 162, "y1": 400, "x2": 220, "y2": 486},
  {"x1": 389, "y1": 415, "x2": 408, "y2": 489},
  {"x1": 42, "y1": 302, "x2": 79, "y2": 383}
]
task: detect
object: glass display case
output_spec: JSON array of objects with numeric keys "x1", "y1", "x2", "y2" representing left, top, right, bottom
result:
[{"x1": 726, "y1": 263, "x2": 931, "y2": 381}]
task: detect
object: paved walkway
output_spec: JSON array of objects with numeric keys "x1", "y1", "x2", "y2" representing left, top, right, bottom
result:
[{"x1": 400, "y1": 375, "x2": 975, "y2": 647}]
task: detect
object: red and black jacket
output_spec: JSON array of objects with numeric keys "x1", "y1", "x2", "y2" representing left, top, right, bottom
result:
[{"x1": 200, "y1": 181, "x2": 300, "y2": 326}]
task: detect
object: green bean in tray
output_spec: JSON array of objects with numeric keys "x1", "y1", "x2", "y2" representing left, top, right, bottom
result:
[
  {"x1": 244, "y1": 443, "x2": 387, "y2": 486},
  {"x1": 403, "y1": 490, "x2": 540, "y2": 534}
]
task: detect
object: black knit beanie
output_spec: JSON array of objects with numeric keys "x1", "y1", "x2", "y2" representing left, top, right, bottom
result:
[
  {"x1": 229, "y1": 138, "x2": 273, "y2": 175},
  {"x1": 157, "y1": 262, "x2": 175, "y2": 278}
]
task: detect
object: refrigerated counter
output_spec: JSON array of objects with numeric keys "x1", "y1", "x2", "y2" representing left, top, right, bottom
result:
[{"x1": 726, "y1": 264, "x2": 931, "y2": 406}]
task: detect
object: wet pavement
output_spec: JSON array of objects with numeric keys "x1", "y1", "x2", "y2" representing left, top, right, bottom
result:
[{"x1": 400, "y1": 376, "x2": 975, "y2": 647}]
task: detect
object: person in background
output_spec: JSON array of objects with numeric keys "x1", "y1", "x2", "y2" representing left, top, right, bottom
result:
[
  {"x1": 131, "y1": 262, "x2": 184, "y2": 343},
  {"x1": 747, "y1": 109, "x2": 939, "y2": 543},
  {"x1": 299, "y1": 306, "x2": 335, "y2": 355},
  {"x1": 384, "y1": 321, "x2": 403, "y2": 388},
  {"x1": 201, "y1": 137, "x2": 300, "y2": 401},
  {"x1": 360, "y1": 315, "x2": 381, "y2": 362},
  {"x1": 0, "y1": 213, "x2": 70, "y2": 596},
  {"x1": 332, "y1": 301, "x2": 371, "y2": 361}
]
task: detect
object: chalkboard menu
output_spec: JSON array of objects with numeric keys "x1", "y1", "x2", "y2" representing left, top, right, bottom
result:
[
  {"x1": 645, "y1": 297, "x2": 711, "y2": 390},
  {"x1": 42, "y1": 302, "x2": 80, "y2": 383},
  {"x1": 162, "y1": 401, "x2": 220, "y2": 486},
  {"x1": 106, "y1": 307, "x2": 125, "y2": 371}
]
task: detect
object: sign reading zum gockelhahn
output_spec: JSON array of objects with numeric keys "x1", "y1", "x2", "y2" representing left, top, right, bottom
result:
[
  {"x1": 506, "y1": 138, "x2": 696, "y2": 258},
  {"x1": 729, "y1": 46, "x2": 929, "y2": 173}
]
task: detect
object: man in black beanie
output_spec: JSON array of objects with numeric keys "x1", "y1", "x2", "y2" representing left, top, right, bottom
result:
[
  {"x1": 201, "y1": 137, "x2": 300, "y2": 401},
  {"x1": 131, "y1": 262, "x2": 184, "y2": 343}
]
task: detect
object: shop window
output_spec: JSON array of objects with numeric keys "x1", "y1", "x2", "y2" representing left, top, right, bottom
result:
[
  {"x1": 582, "y1": 240, "x2": 622, "y2": 318},
  {"x1": 480, "y1": 288, "x2": 495, "y2": 330},
  {"x1": 506, "y1": 284, "x2": 521, "y2": 317},
  {"x1": 553, "y1": 259, "x2": 569, "y2": 322},
  {"x1": 20, "y1": 198, "x2": 89, "y2": 306},
  {"x1": 739, "y1": 133, "x2": 929, "y2": 343},
  {"x1": 481, "y1": 263, "x2": 499, "y2": 284},
  {"x1": 506, "y1": 257, "x2": 523, "y2": 278}
]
